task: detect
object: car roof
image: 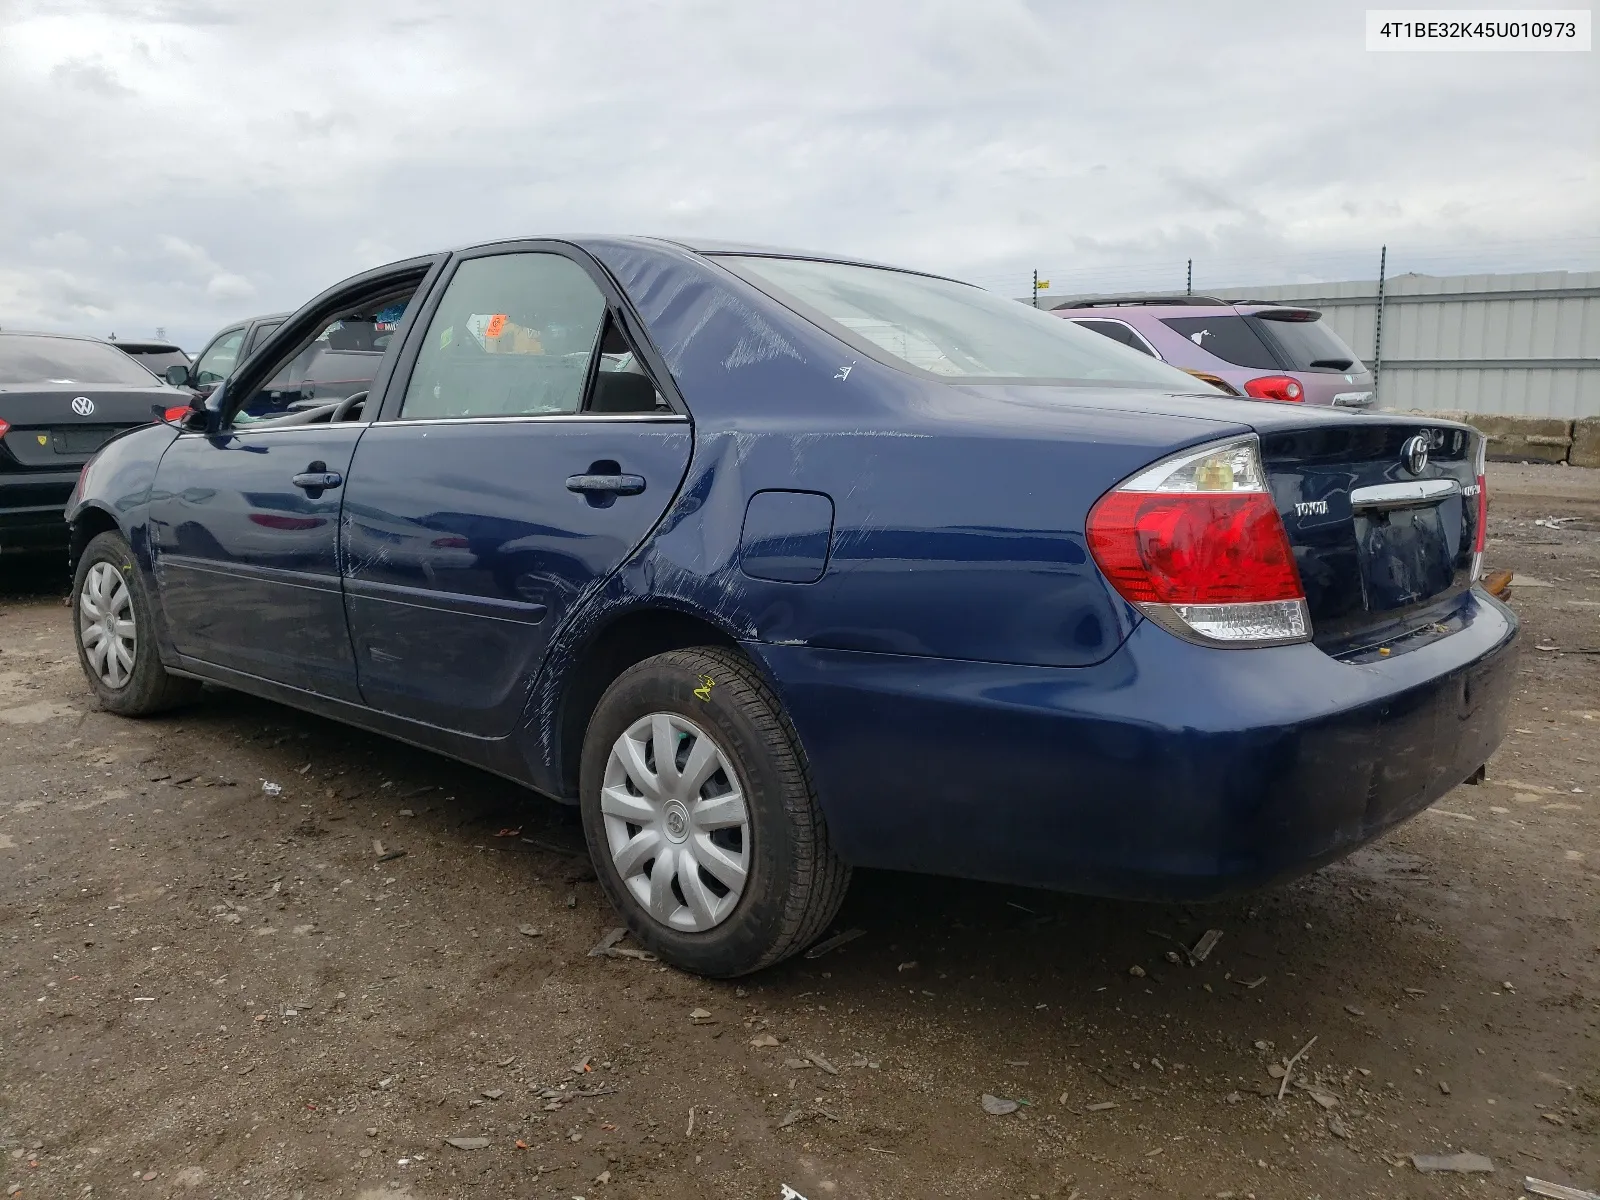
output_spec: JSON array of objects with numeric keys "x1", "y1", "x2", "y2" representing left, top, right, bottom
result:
[
  {"x1": 1053, "y1": 296, "x2": 1321, "y2": 317},
  {"x1": 0, "y1": 329, "x2": 126, "y2": 345}
]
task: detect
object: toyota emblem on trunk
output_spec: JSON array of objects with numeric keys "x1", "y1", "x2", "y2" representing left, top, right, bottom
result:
[
  {"x1": 1400, "y1": 434, "x2": 1430, "y2": 475},
  {"x1": 71, "y1": 396, "x2": 95, "y2": 416}
]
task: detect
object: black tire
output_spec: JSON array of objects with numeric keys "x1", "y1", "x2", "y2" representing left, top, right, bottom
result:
[
  {"x1": 71, "y1": 531, "x2": 200, "y2": 716},
  {"x1": 579, "y1": 646, "x2": 851, "y2": 977}
]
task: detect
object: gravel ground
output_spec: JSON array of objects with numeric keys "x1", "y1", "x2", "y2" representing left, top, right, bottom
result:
[{"x1": 1, "y1": 461, "x2": 1596, "y2": 1200}]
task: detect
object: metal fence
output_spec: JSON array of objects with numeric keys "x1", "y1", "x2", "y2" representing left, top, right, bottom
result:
[{"x1": 1034, "y1": 269, "x2": 1600, "y2": 419}]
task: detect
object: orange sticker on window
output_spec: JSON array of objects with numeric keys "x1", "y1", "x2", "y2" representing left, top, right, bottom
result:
[{"x1": 484, "y1": 314, "x2": 507, "y2": 339}]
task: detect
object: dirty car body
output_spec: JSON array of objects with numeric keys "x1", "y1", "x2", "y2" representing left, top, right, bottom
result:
[{"x1": 67, "y1": 236, "x2": 1515, "y2": 917}]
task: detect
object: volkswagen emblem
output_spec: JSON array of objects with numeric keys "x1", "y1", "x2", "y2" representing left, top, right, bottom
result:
[
  {"x1": 70, "y1": 396, "x2": 95, "y2": 417},
  {"x1": 1400, "y1": 433, "x2": 1430, "y2": 475}
]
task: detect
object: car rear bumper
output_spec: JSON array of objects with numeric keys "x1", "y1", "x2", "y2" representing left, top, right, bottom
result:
[
  {"x1": 749, "y1": 587, "x2": 1518, "y2": 899},
  {"x1": 0, "y1": 472, "x2": 75, "y2": 552}
]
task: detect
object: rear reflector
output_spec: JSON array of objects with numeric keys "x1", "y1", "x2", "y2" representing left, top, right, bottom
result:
[
  {"x1": 1242, "y1": 375, "x2": 1303, "y2": 402},
  {"x1": 1087, "y1": 436, "x2": 1310, "y2": 647}
]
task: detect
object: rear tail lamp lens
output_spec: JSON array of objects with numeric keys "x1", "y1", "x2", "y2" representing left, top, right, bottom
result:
[
  {"x1": 1087, "y1": 436, "x2": 1310, "y2": 646},
  {"x1": 0, "y1": 417, "x2": 9, "y2": 439},
  {"x1": 1243, "y1": 375, "x2": 1303, "y2": 402},
  {"x1": 1471, "y1": 434, "x2": 1488, "y2": 580},
  {"x1": 163, "y1": 404, "x2": 190, "y2": 423}
]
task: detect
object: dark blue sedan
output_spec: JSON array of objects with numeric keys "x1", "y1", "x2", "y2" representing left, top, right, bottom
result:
[{"x1": 64, "y1": 237, "x2": 1517, "y2": 976}]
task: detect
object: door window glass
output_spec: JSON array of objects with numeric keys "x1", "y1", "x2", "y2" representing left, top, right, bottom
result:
[
  {"x1": 193, "y1": 330, "x2": 245, "y2": 385},
  {"x1": 400, "y1": 253, "x2": 607, "y2": 419},
  {"x1": 1070, "y1": 319, "x2": 1158, "y2": 357},
  {"x1": 1158, "y1": 315, "x2": 1279, "y2": 370}
]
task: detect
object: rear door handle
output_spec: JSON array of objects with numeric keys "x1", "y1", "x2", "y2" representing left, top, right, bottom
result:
[
  {"x1": 566, "y1": 473, "x2": 645, "y2": 497},
  {"x1": 292, "y1": 460, "x2": 343, "y2": 492}
]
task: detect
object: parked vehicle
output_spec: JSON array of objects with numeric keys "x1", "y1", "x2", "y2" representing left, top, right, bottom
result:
[
  {"x1": 109, "y1": 338, "x2": 191, "y2": 380},
  {"x1": 1051, "y1": 295, "x2": 1376, "y2": 407},
  {"x1": 174, "y1": 309, "x2": 397, "y2": 415},
  {"x1": 0, "y1": 331, "x2": 190, "y2": 555},
  {"x1": 64, "y1": 238, "x2": 1514, "y2": 976}
]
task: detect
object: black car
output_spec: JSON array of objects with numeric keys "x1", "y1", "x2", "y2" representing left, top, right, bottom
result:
[
  {"x1": 0, "y1": 331, "x2": 190, "y2": 555},
  {"x1": 174, "y1": 310, "x2": 394, "y2": 414},
  {"x1": 109, "y1": 338, "x2": 191, "y2": 381}
]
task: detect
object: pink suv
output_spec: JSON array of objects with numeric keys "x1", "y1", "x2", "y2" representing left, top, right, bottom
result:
[{"x1": 1050, "y1": 295, "x2": 1375, "y2": 408}]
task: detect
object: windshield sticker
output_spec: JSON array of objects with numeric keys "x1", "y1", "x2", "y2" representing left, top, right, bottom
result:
[{"x1": 439, "y1": 326, "x2": 454, "y2": 349}]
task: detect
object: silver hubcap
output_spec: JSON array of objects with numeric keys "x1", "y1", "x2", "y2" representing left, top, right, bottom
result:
[
  {"x1": 79, "y1": 561, "x2": 136, "y2": 689},
  {"x1": 601, "y1": 713, "x2": 751, "y2": 933}
]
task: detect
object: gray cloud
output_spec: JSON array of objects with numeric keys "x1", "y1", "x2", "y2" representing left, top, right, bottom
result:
[{"x1": 1, "y1": 0, "x2": 1594, "y2": 347}]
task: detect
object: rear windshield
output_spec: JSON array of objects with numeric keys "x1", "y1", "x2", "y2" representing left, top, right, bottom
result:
[
  {"x1": 720, "y1": 256, "x2": 1206, "y2": 388},
  {"x1": 119, "y1": 348, "x2": 189, "y2": 375},
  {"x1": 0, "y1": 335, "x2": 158, "y2": 386},
  {"x1": 1255, "y1": 313, "x2": 1364, "y2": 372},
  {"x1": 1158, "y1": 315, "x2": 1278, "y2": 370}
]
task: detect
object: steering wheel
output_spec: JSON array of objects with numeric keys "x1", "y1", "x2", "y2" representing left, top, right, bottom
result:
[{"x1": 329, "y1": 390, "x2": 368, "y2": 423}]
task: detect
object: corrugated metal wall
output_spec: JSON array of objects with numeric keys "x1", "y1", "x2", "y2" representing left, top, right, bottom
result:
[{"x1": 1206, "y1": 271, "x2": 1600, "y2": 418}]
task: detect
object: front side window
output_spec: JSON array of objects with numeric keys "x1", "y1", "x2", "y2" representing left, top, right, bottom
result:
[
  {"x1": 719, "y1": 256, "x2": 1203, "y2": 388},
  {"x1": 0, "y1": 335, "x2": 159, "y2": 386},
  {"x1": 194, "y1": 330, "x2": 246, "y2": 386},
  {"x1": 400, "y1": 253, "x2": 607, "y2": 419}
]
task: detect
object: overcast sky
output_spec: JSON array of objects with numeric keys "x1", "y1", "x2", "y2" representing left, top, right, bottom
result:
[{"x1": 1, "y1": 0, "x2": 1595, "y2": 348}]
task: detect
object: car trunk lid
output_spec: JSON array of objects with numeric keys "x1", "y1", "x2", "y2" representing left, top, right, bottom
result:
[
  {"x1": 1258, "y1": 417, "x2": 1483, "y2": 654},
  {"x1": 0, "y1": 385, "x2": 168, "y2": 471}
]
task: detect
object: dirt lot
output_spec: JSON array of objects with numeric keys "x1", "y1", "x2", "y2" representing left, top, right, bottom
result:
[{"x1": 1, "y1": 462, "x2": 1596, "y2": 1200}]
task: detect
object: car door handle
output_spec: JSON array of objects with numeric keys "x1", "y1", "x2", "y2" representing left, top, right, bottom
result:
[
  {"x1": 292, "y1": 462, "x2": 343, "y2": 491},
  {"x1": 566, "y1": 473, "x2": 645, "y2": 496}
]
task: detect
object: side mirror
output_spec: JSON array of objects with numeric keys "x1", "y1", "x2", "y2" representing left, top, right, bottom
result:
[{"x1": 165, "y1": 363, "x2": 191, "y2": 387}]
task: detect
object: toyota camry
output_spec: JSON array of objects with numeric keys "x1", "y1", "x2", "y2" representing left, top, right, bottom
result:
[{"x1": 63, "y1": 236, "x2": 1517, "y2": 976}]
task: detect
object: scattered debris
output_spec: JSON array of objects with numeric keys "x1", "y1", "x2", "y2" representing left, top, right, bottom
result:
[
  {"x1": 588, "y1": 928, "x2": 628, "y2": 957},
  {"x1": 1412, "y1": 1152, "x2": 1494, "y2": 1174},
  {"x1": 1327, "y1": 1116, "x2": 1350, "y2": 1139},
  {"x1": 750, "y1": 1034, "x2": 781, "y2": 1048},
  {"x1": 493, "y1": 827, "x2": 521, "y2": 838},
  {"x1": 1439, "y1": 1081, "x2": 1451, "y2": 1095},
  {"x1": 778, "y1": 1108, "x2": 806, "y2": 1129},
  {"x1": 1236, "y1": 976, "x2": 1267, "y2": 989},
  {"x1": 1277, "y1": 1035, "x2": 1318, "y2": 1101},
  {"x1": 1534, "y1": 517, "x2": 1583, "y2": 529},
  {"x1": 519, "y1": 835, "x2": 583, "y2": 856},
  {"x1": 1524, "y1": 1179, "x2": 1600, "y2": 1200},
  {"x1": 1086, "y1": 1101, "x2": 1118, "y2": 1112},
  {"x1": 806, "y1": 1051, "x2": 839, "y2": 1075},
  {"x1": 1128, "y1": 965, "x2": 1147, "y2": 978},
  {"x1": 804, "y1": 928, "x2": 865, "y2": 959},
  {"x1": 376, "y1": 849, "x2": 407, "y2": 863},
  {"x1": 481, "y1": 1089, "x2": 503, "y2": 1100},
  {"x1": 1345, "y1": 1004, "x2": 1366, "y2": 1017},
  {"x1": 261, "y1": 781, "x2": 282, "y2": 797},
  {"x1": 686, "y1": 1106, "x2": 696, "y2": 1137},
  {"x1": 1483, "y1": 569, "x2": 1514, "y2": 598},
  {"x1": 689, "y1": 1008, "x2": 713, "y2": 1021},
  {"x1": 518, "y1": 924, "x2": 542, "y2": 938},
  {"x1": 981, "y1": 1094, "x2": 1020, "y2": 1115},
  {"x1": 1189, "y1": 929, "x2": 1224, "y2": 963},
  {"x1": 897, "y1": 961, "x2": 918, "y2": 972},
  {"x1": 444, "y1": 1137, "x2": 489, "y2": 1150},
  {"x1": 1306, "y1": 1089, "x2": 1339, "y2": 1110}
]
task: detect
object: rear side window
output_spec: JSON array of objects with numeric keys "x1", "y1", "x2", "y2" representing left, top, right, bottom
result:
[
  {"x1": 1069, "y1": 319, "x2": 1158, "y2": 357},
  {"x1": 1159, "y1": 316, "x2": 1278, "y2": 370},
  {"x1": 1256, "y1": 314, "x2": 1363, "y2": 372},
  {"x1": 400, "y1": 253, "x2": 607, "y2": 419}
]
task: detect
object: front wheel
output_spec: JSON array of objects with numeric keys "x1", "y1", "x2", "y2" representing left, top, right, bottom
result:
[
  {"x1": 579, "y1": 646, "x2": 850, "y2": 977},
  {"x1": 72, "y1": 531, "x2": 200, "y2": 715}
]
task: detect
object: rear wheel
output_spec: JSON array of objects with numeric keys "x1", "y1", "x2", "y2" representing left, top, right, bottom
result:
[
  {"x1": 72, "y1": 531, "x2": 200, "y2": 715},
  {"x1": 579, "y1": 646, "x2": 850, "y2": 977}
]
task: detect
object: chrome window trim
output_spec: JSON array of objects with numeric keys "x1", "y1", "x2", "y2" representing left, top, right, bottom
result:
[
  {"x1": 175, "y1": 412, "x2": 690, "y2": 439},
  {"x1": 1350, "y1": 479, "x2": 1460, "y2": 510},
  {"x1": 1066, "y1": 316, "x2": 1164, "y2": 361}
]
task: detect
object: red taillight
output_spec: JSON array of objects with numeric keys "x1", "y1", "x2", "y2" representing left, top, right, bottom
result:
[
  {"x1": 1086, "y1": 436, "x2": 1310, "y2": 646},
  {"x1": 1243, "y1": 375, "x2": 1303, "y2": 402},
  {"x1": 163, "y1": 404, "x2": 190, "y2": 423},
  {"x1": 1088, "y1": 492, "x2": 1304, "y2": 605},
  {"x1": 0, "y1": 417, "x2": 9, "y2": 439}
]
